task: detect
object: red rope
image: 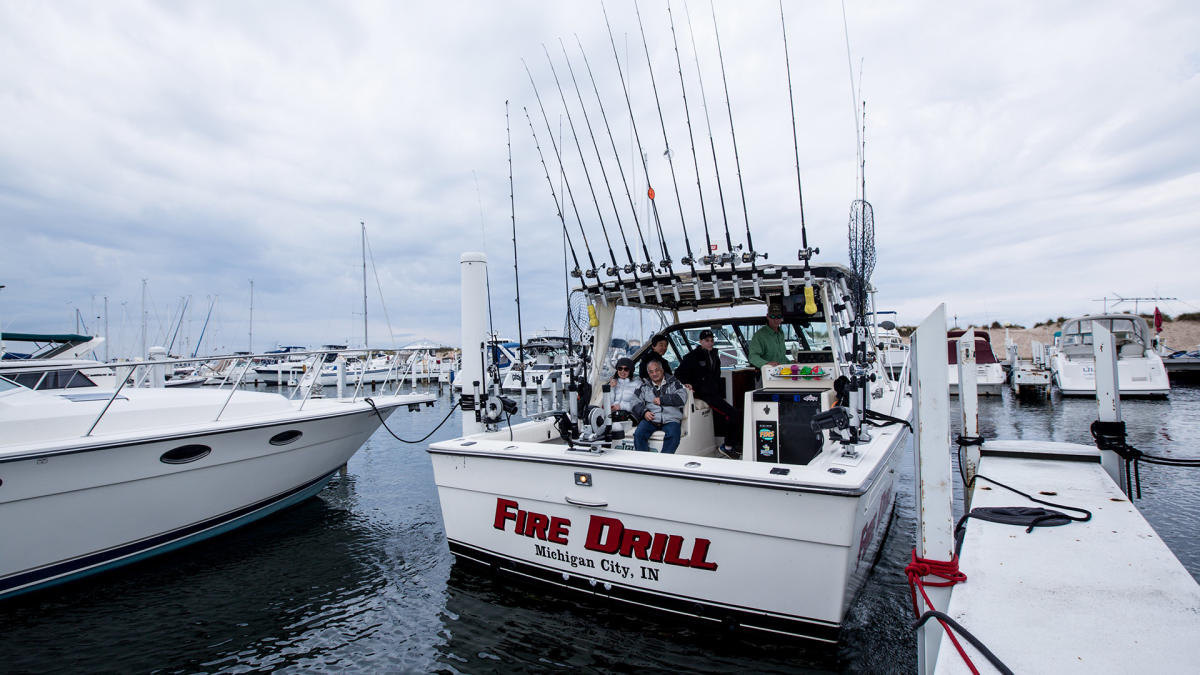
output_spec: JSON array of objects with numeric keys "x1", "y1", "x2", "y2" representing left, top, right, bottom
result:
[{"x1": 905, "y1": 549, "x2": 976, "y2": 674}]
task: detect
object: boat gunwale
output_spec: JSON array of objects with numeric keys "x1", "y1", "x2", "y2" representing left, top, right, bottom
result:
[
  {"x1": 427, "y1": 429, "x2": 909, "y2": 497},
  {"x1": 0, "y1": 394, "x2": 431, "y2": 464}
]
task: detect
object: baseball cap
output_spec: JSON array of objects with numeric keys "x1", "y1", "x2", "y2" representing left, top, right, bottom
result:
[{"x1": 698, "y1": 329, "x2": 715, "y2": 340}]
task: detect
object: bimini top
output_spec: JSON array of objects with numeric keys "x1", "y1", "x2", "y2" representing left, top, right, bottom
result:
[
  {"x1": 0, "y1": 333, "x2": 97, "y2": 360},
  {"x1": 581, "y1": 262, "x2": 857, "y2": 311}
]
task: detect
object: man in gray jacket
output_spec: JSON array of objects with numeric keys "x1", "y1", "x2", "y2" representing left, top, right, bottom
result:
[{"x1": 632, "y1": 360, "x2": 687, "y2": 454}]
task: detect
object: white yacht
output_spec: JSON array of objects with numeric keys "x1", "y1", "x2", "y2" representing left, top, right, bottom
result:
[
  {"x1": 428, "y1": 255, "x2": 912, "y2": 643},
  {"x1": 1050, "y1": 314, "x2": 1170, "y2": 397},
  {"x1": 499, "y1": 336, "x2": 581, "y2": 392},
  {"x1": 947, "y1": 329, "x2": 1005, "y2": 396},
  {"x1": 0, "y1": 353, "x2": 435, "y2": 599}
]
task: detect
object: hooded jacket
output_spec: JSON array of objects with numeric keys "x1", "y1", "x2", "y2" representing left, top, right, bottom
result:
[{"x1": 632, "y1": 374, "x2": 687, "y2": 425}]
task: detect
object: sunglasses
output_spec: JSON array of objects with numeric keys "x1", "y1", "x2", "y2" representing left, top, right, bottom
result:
[
  {"x1": 616, "y1": 366, "x2": 630, "y2": 371},
  {"x1": 769, "y1": 314, "x2": 783, "y2": 319}
]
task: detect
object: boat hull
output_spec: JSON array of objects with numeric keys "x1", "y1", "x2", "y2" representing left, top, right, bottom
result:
[
  {"x1": 1051, "y1": 354, "x2": 1170, "y2": 397},
  {"x1": 0, "y1": 406, "x2": 395, "y2": 598},
  {"x1": 429, "y1": 439, "x2": 905, "y2": 642}
]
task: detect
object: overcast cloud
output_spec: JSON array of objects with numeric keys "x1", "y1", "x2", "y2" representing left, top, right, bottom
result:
[{"x1": 1, "y1": 0, "x2": 1197, "y2": 357}]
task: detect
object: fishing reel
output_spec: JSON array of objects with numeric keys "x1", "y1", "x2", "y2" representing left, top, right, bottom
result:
[
  {"x1": 570, "y1": 267, "x2": 583, "y2": 279},
  {"x1": 797, "y1": 246, "x2": 820, "y2": 262},
  {"x1": 741, "y1": 250, "x2": 767, "y2": 264},
  {"x1": 579, "y1": 405, "x2": 613, "y2": 443},
  {"x1": 481, "y1": 394, "x2": 517, "y2": 425},
  {"x1": 811, "y1": 406, "x2": 862, "y2": 447}
]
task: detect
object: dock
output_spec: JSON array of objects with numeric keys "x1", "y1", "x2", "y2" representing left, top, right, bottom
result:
[
  {"x1": 910, "y1": 307, "x2": 1200, "y2": 674},
  {"x1": 936, "y1": 440, "x2": 1200, "y2": 672}
]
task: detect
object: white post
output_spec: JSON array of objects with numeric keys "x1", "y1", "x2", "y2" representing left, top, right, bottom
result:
[
  {"x1": 1093, "y1": 321, "x2": 1123, "y2": 486},
  {"x1": 957, "y1": 330, "x2": 981, "y2": 497},
  {"x1": 460, "y1": 252, "x2": 489, "y2": 436},
  {"x1": 148, "y1": 346, "x2": 167, "y2": 388},
  {"x1": 336, "y1": 354, "x2": 346, "y2": 399},
  {"x1": 912, "y1": 304, "x2": 955, "y2": 675}
]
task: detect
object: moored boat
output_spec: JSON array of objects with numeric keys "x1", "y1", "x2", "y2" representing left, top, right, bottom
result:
[
  {"x1": 1049, "y1": 314, "x2": 1170, "y2": 397},
  {"x1": 429, "y1": 257, "x2": 911, "y2": 642},
  {"x1": 0, "y1": 353, "x2": 436, "y2": 599}
]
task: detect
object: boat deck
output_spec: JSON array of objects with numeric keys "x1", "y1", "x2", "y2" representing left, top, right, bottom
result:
[{"x1": 934, "y1": 440, "x2": 1200, "y2": 673}]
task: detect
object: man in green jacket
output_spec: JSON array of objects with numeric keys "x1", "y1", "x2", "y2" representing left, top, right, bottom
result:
[{"x1": 749, "y1": 303, "x2": 789, "y2": 369}]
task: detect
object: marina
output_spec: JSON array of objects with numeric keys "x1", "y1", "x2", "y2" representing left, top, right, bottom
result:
[
  {"x1": 1, "y1": 382, "x2": 1196, "y2": 672},
  {"x1": 2, "y1": 1, "x2": 1199, "y2": 672}
]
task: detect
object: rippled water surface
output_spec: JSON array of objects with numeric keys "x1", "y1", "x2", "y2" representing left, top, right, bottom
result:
[{"x1": 3, "y1": 382, "x2": 1197, "y2": 673}]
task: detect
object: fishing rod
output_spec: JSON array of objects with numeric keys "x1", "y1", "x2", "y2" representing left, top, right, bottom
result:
[
  {"x1": 559, "y1": 40, "x2": 652, "y2": 303},
  {"x1": 635, "y1": 2, "x2": 701, "y2": 296},
  {"x1": 779, "y1": 0, "x2": 818, "y2": 315},
  {"x1": 507, "y1": 101, "x2": 527, "y2": 391},
  {"x1": 683, "y1": 0, "x2": 737, "y2": 293},
  {"x1": 522, "y1": 59, "x2": 605, "y2": 297},
  {"x1": 666, "y1": 1, "x2": 719, "y2": 294},
  {"x1": 710, "y1": 0, "x2": 763, "y2": 294},
  {"x1": 538, "y1": 49, "x2": 629, "y2": 301},
  {"x1": 522, "y1": 106, "x2": 590, "y2": 297},
  {"x1": 574, "y1": 35, "x2": 659, "y2": 300},
  {"x1": 600, "y1": 0, "x2": 677, "y2": 303}
]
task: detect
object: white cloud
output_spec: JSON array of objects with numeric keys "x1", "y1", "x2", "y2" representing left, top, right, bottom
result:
[{"x1": 2, "y1": 0, "x2": 1198, "y2": 355}]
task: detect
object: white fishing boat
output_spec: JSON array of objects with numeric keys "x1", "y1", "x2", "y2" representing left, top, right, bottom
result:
[
  {"x1": 0, "y1": 351, "x2": 436, "y2": 599},
  {"x1": 946, "y1": 330, "x2": 1005, "y2": 396},
  {"x1": 429, "y1": 255, "x2": 912, "y2": 642},
  {"x1": 1049, "y1": 314, "x2": 1170, "y2": 397},
  {"x1": 499, "y1": 336, "x2": 581, "y2": 392}
]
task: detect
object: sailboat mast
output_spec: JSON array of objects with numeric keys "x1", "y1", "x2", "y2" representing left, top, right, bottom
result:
[
  {"x1": 362, "y1": 221, "x2": 368, "y2": 351},
  {"x1": 140, "y1": 278, "x2": 147, "y2": 359},
  {"x1": 248, "y1": 279, "x2": 254, "y2": 353}
]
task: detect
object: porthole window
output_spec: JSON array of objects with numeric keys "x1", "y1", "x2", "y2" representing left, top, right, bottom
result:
[
  {"x1": 160, "y1": 444, "x2": 211, "y2": 464},
  {"x1": 269, "y1": 430, "x2": 303, "y2": 446}
]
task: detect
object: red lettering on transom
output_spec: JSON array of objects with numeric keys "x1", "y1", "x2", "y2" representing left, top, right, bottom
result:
[{"x1": 494, "y1": 499, "x2": 717, "y2": 572}]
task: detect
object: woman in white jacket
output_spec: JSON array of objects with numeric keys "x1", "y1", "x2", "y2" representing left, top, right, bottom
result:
[{"x1": 609, "y1": 357, "x2": 640, "y2": 412}]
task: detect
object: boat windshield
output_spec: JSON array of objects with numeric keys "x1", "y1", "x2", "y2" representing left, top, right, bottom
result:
[
  {"x1": 652, "y1": 318, "x2": 833, "y2": 371},
  {"x1": 1062, "y1": 317, "x2": 1150, "y2": 349}
]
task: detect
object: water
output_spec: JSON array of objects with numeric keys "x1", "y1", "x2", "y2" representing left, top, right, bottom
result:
[{"x1": 3, "y1": 383, "x2": 1198, "y2": 673}]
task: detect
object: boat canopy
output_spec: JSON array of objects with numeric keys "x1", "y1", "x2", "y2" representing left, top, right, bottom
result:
[
  {"x1": 1060, "y1": 314, "x2": 1152, "y2": 350},
  {"x1": 0, "y1": 332, "x2": 97, "y2": 360}
]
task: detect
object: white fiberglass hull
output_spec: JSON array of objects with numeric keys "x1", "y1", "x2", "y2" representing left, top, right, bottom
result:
[
  {"x1": 0, "y1": 390, "x2": 428, "y2": 598},
  {"x1": 1051, "y1": 354, "x2": 1170, "y2": 397},
  {"x1": 948, "y1": 362, "x2": 1006, "y2": 396},
  {"x1": 429, "y1": 427, "x2": 907, "y2": 642}
]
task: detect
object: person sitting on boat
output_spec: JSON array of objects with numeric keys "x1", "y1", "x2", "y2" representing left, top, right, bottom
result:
[
  {"x1": 608, "y1": 357, "x2": 640, "y2": 412},
  {"x1": 637, "y1": 334, "x2": 674, "y2": 380},
  {"x1": 632, "y1": 360, "x2": 686, "y2": 454},
  {"x1": 749, "y1": 301, "x2": 790, "y2": 369},
  {"x1": 676, "y1": 329, "x2": 742, "y2": 458}
]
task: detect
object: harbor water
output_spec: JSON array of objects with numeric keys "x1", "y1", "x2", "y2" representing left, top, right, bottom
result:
[{"x1": 3, "y1": 382, "x2": 1198, "y2": 673}]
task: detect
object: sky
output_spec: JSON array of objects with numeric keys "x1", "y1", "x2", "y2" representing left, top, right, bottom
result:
[{"x1": 1, "y1": 0, "x2": 1197, "y2": 358}]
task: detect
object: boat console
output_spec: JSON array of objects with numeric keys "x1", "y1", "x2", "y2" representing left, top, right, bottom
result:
[{"x1": 744, "y1": 359, "x2": 837, "y2": 466}]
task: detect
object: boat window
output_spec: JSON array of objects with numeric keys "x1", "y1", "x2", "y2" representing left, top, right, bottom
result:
[
  {"x1": 0, "y1": 376, "x2": 21, "y2": 392},
  {"x1": 160, "y1": 444, "x2": 212, "y2": 464},
  {"x1": 10, "y1": 369, "x2": 98, "y2": 390},
  {"x1": 269, "y1": 430, "x2": 304, "y2": 446}
]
